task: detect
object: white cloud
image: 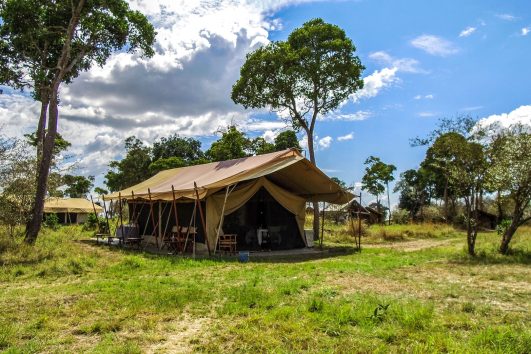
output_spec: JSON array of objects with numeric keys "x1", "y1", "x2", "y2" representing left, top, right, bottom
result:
[
  {"x1": 410, "y1": 34, "x2": 459, "y2": 56},
  {"x1": 368, "y1": 51, "x2": 425, "y2": 73},
  {"x1": 318, "y1": 136, "x2": 332, "y2": 149},
  {"x1": 477, "y1": 105, "x2": 531, "y2": 130},
  {"x1": 459, "y1": 26, "x2": 476, "y2": 37},
  {"x1": 351, "y1": 67, "x2": 398, "y2": 102},
  {"x1": 521, "y1": 27, "x2": 530, "y2": 36},
  {"x1": 322, "y1": 110, "x2": 372, "y2": 121},
  {"x1": 496, "y1": 13, "x2": 517, "y2": 21},
  {"x1": 414, "y1": 94, "x2": 434, "y2": 100},
  {"x1": 460, "y1": 105, "x2": 483, "y2": 111},
  {"x1": 418, "y1": 112, "x2": 437, "y2": 118},
  {"x1": 337, "y1": 132, "x2": 354, "y2": 141}
]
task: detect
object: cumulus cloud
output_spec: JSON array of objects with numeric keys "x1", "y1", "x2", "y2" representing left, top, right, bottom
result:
[
  {"x1": 318, "y1": 136, "x2": 332, "y2": 149},
  {"x1": 0, "y1": 0, "x2": 323, "y2": 179},
  {"x1": 350, "y1": 67, "x2": 398, "y2": 102},
  {"x1": 337, "y1": 132, "x2": 354, "y2": 141},
  {"x1": 321, "y1": 111, "x2": 372, "y2": 121},
  {"x1": 459, "y1": 26, "x2": 476, "y2": 37},
  {"x1": 477, "y1": 105, "x2": 531, "y2": 130},
  {"x1": 368, "y1": 51, "x2": 426, "y2": 73},
  {"x1": 521, "y1": 27, "x2": 530, "y2": 36},
  {"x1": 410, "y1": 35, "x2": 459, "y2": 56}
]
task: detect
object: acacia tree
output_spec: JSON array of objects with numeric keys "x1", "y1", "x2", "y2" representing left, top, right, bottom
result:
[
  {"x1": 487, "y1": 126, "x2": 531, "y2": 254},
  {"x1": 0, "y1": 0, "x2": 155, "y2": 243},
  {"x1": 362, "y1": 156, "x2": 396, "y2": 225},
  {"x1": 232, "y1": 18, "x2": 364, "y2": 236}
]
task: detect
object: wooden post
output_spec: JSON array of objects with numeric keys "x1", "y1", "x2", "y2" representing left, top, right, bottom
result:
[
  {"x1": 130, "y1": 191, "x2": 137, "y2": 224},
  {"x1": 171, "y1": 185, "x2": 180, "y2": 239},
  {"x1": 118, "y1": 192, "x2": 124, "y2": 240},
  {"x1": 358, "y1": 193, "x2": 362, "y2": 250},
  {"x1": 320, "y1": 202, "x2": 326, "y2": 250},
  {"x1": 214, "y1": 183, "x2": 237, "y2": 254},
  {"x1": 102, "y1": 195, "x2": 111, "y2": 236},
  {"x1": 148, "y1": 188, "x2": 158, "y2": 248},
  {"x1": 194, "y1": 182, "x2": 210, "y2": 256},
  {"x1": 90, "y1": 195, "x2": 100, "y2": 235}
]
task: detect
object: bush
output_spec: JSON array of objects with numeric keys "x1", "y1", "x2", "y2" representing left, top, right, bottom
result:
[
  {"x1": 392, "y1": 208, "x2": 409, "y2": 224},
  {"x1": 44, "y1": 213, "x2": 60, "y2": 230},
  {"x1": 419, "y1": 205, "x2": 444, "y2": 223},
  {"x1": 83, "y1": 213, "x2": 107, "y2": 232}
]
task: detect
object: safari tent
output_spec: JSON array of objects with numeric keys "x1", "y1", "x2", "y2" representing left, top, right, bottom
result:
[
  {"x1": 106, "y1": 149, "x2": 353, "y2": 254},
  {"x1": 43, "y1": 198, "x2": 103, "y2": 224}
]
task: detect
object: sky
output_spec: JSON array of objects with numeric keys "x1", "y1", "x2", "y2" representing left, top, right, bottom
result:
[{"x1": 1, "y1": 0, "x2": 530, "y2": 206}]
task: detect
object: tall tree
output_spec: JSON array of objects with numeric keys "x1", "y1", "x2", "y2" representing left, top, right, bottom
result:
[
  {"x1": 394, "y1": 168, "x2": 431, "y2": 220},
  {"x1": 486, "y1": 126, "x2": 531, "y2": 254},
  {"x1": 232, "y1": 18, "x2": 364, "y2": 236},
  {"x1": 105, "y1": 137, "x2": 152, "y2": 192},
  {"x1": 274, "y1": 130, "x2": 301, "y2": 151},
  {"x1": 361, "y1": 156, "x2": 396, "y2": 225},
  {"x1": 151, "y1": 135, "x2": 205, "y2": 164},
  {"x1": 63, "y1": 174, "x2": 94, "y2": 198},
  {"x1": 206, "y1": 125, "x2": 251, "y2": 162},
  {"x1": 0, "y1": 0, "x2": 155, "y2": 244}
]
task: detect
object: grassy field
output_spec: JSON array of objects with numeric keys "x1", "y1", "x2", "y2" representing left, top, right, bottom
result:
[{"x1": 0, "y1": 223, "x2": 529, "y2": 353}]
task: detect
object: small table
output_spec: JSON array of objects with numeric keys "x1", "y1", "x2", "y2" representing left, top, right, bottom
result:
[{"x1": 124, "y1": 237, "x2": 143, "y2": 250}]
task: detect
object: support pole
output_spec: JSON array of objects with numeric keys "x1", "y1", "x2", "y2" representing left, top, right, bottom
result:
[
  {"x1": 358, "y1": 193, "x2": 362, "y2": 250},
  {"x1": 320, "y1": 201, "x2": 326, "y2": 250},
  {"x1": 102, "y1": 195, "x2": 111, "y2": 237},
  {"x1": 194, "y1": 182, "x2": 210, "y2": 256},
  {"x1": 214, "y1": 183, "x2": 237, "y2": 254},
  {"x1": 90, "y1": 195, "x2": 100, "y2": 235},
  {"x1": 118, "y1": 192, "x2": 124, "y2": 241},
  {"x1": 148, "y1": 188, "x2": 158, "y2": 248},
  {"x1": 171, "y1": 185, "x2": 180, "y2": 239}
]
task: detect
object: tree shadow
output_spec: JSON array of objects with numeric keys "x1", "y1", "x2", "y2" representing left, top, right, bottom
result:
[{"x1": 449, "y1": 248, "x2": 531, "y2": 266}]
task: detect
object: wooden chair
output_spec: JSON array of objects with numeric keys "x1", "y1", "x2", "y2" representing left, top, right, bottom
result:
[{"x1": 218, "y1": 234, "x2": 237, "y2": 255}]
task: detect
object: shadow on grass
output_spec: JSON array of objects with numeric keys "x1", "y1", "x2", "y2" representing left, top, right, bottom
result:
[
  {"x1": 449, "y1": 248, "x2": 531, "y2": 266},
  {"x1": 79, "y1": 239, "x2": 361, "y2": 264}
]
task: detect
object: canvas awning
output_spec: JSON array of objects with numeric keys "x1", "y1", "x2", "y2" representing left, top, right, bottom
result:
[
  {"x1": 106, "y1": 149, "x2": 353, "y2": 203},
  {"x1": 44, "y1": 198, "x2": 103, "y2": 214}
]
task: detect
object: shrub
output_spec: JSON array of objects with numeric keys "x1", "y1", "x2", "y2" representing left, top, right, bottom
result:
[
  {"x1": 392, "y1": 208, "x2": 409, "y2": 224},
  {"x1": 44, "y1": 213, "x2": 60, "y2": 230}
]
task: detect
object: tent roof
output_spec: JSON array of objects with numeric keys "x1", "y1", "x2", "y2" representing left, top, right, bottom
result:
[
  {"x1": 107, "y1": 149, "x2": 353, "y2": 204},
  {"x1": 44, "y1": 198, "x2": 103, "y2": 214}
]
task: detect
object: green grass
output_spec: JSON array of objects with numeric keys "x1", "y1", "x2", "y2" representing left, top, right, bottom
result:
[{"x1": 0, "y1": 224, "x2": 529, "y2": 352}]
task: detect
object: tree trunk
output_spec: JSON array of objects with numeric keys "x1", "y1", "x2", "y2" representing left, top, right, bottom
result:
[
  {"x1": 36, "y1": 95, "x2": 49, "y2": 161},
  {"x1": 464, "y1": 197, "x2": 475, "y2": 256},
  {"x1": 443, "y1": 177, "x2": 448, "y2": 221},
  {"x1": 304, "y1": 129, "x2": 320, "y2": 241},
  {"x1": 496, "y1": 190, "x2": 503, "y2": 223},
  {"x1": 25, "y1": 99, "x2": 59, "y2": 244},
  {"x1": 499, "y1": 222, "x2": 517, "y2": 255}
]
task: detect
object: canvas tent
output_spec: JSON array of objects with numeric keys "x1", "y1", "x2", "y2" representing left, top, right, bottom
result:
[
  {"x1": 44, "y1": 198, "x2": 103, "y2": 224},
  {"x1": 106, "y1": 149, "x2": 353, "y2": 252}
]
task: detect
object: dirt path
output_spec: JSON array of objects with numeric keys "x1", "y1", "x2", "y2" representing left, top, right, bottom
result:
[
  {"x1": 363, "y1": 238, "x2": 457, "y2": 252},
  {"x1": 146, "y1": 315, "x2": 209, "y2": 354}
]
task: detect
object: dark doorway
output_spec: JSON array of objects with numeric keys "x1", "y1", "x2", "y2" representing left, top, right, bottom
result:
[{"x1": 223, "y1": 188, "x2": 305, "y2": 251}]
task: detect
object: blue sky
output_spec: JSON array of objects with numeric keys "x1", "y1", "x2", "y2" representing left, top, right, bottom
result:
[{"x1": 1, "y1": 0, "x2": 530, "y2": 205}]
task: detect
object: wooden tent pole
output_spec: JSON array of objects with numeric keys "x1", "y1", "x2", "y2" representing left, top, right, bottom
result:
[
  {"x1": 90, "y1": 195, "x2": 100, "y2": 235},
  {"x1": 148, "y1": 188, "x2": 158, "y2": 248},
  {"x1": 358, "y1": 193, "x2": 362, "y2": 250},
  {"x1": 118, "y1": 192, "x2": 124, "y2": 242},
  {"x1": 214, "y1": 183, "x2": 237, "y2": 254},
  {"x1": 102, "y1": 195, "x2": 111, "y2": 237},
  {"x1": 171, "y1": 185, "x2": 180, "y2": 239},
  {"x1": 194, "y1": 182, "x2": 210, "y2": 256},
  {"x1": 320, "y1": 201, "x2": 325, "y2": 250},
  {"x1": 130, "y1": 191, "x2": 137, "y2": 224}
]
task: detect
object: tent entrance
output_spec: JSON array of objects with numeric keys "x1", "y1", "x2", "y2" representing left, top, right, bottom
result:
[{"x1": 222, "y1": 187, "x2": 305, "y2": 251}]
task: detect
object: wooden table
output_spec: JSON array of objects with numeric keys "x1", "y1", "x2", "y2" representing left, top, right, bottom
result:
[{"x1": 124, "y1": 237, "x2": 143, "y2": 250}]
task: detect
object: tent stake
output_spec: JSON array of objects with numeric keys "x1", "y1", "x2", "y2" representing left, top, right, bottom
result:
[{"x1": 194, "y1": 182, "x2": 210, "y2": 256}]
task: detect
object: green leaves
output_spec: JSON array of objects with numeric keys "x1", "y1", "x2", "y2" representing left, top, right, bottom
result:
[
  {"x1": 362, "y1": 156, "x2": 396, "y2": 198},
  {"x1": 232, "y1": 18, "x2": 364, "y2": 131}
]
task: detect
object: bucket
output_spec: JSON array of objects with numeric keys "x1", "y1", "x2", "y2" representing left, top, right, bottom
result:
[{"x1": 238, "y1": 251, "x2": 250, "y2": 263}]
